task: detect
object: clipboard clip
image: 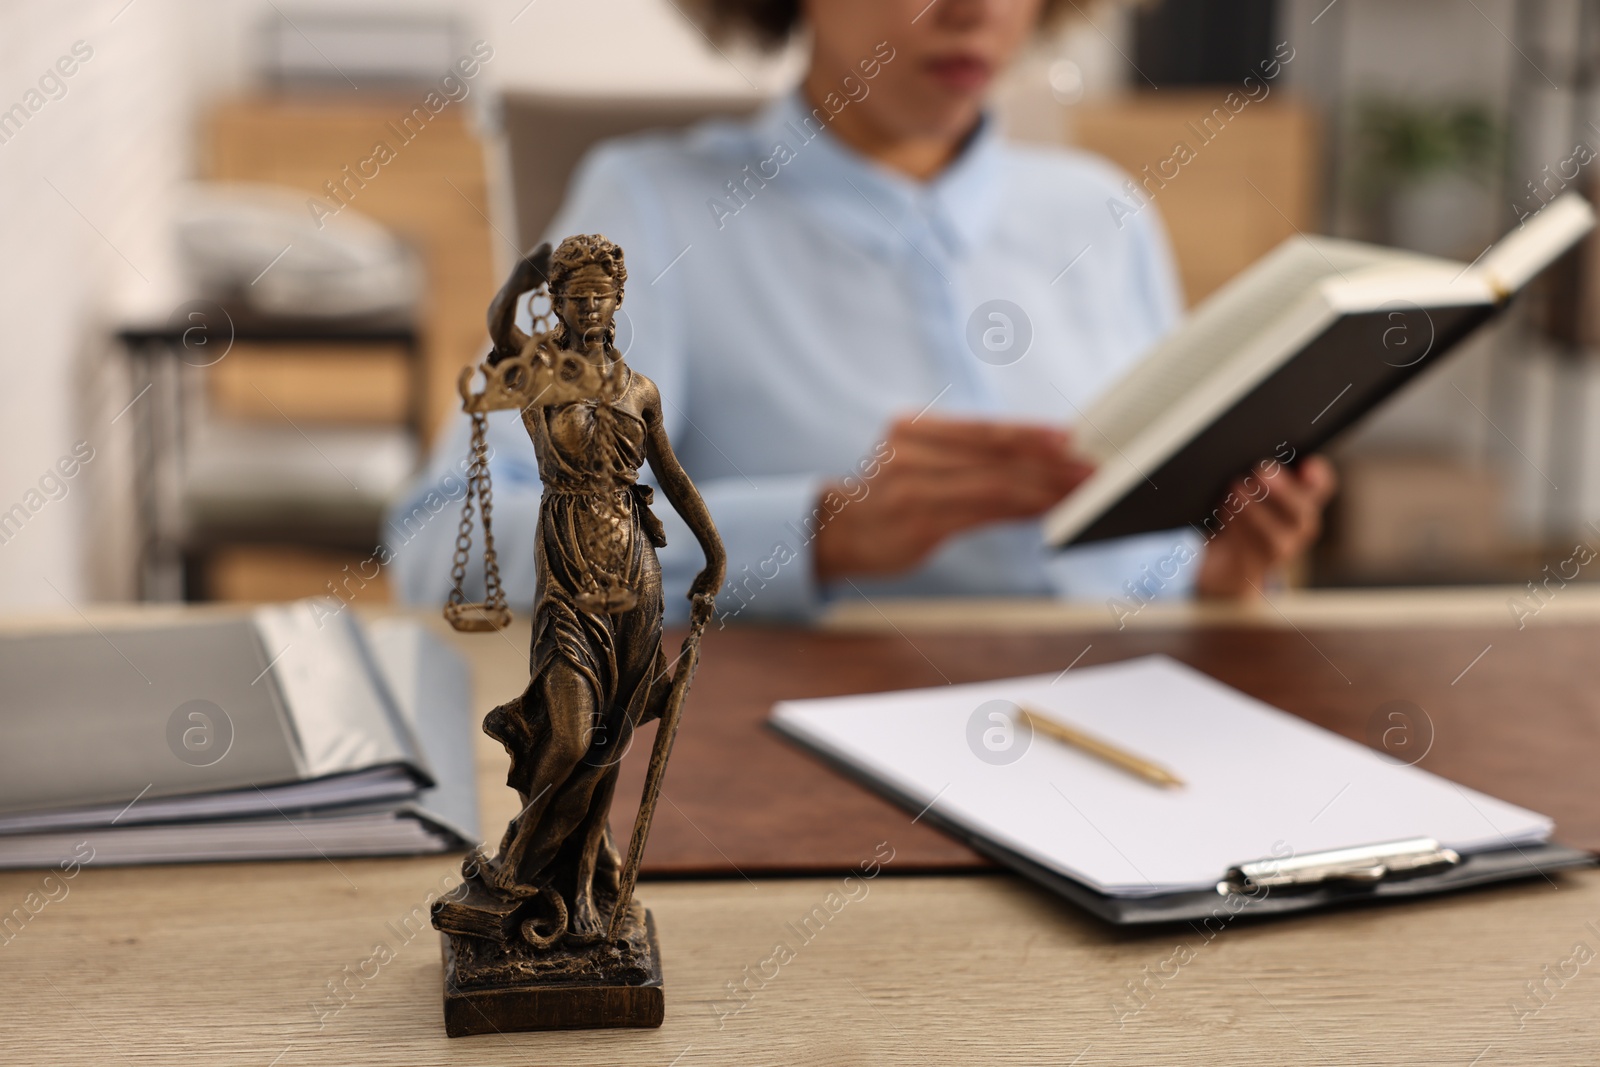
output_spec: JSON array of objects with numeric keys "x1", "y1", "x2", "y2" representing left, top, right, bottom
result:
[{"x1": 1218, "y1": 837, "x2": 1461, "y2": 896}]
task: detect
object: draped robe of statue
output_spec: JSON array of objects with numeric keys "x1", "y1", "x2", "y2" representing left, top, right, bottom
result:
[{"x1": 477, "y1": 362, "x2": 670, "y2": 944}]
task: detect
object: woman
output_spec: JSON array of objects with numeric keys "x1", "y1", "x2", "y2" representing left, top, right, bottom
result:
[
  {"x1": 392, "y1": 0, "x2": 1334, "y2": 623},
  {"x1": 467, "y1": 234, "x2": 725, "y2": 943}
]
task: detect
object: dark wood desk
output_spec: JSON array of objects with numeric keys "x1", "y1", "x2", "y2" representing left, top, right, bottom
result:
[{"x1": 619, "y1": 624, "x2": 1600, "y2": 876}]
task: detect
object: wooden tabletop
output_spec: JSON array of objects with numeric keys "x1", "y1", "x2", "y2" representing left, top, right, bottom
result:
[
  {"x1": 4, "y1": 590, "x2": 1600, "y2": 1065},
  {"x1": 617, "y1": 611, "x2": 1600, "y2": 876}
]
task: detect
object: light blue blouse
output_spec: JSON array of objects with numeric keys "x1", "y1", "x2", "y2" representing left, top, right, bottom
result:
[{"x1": 388, "y1": 92, "x2": 1202, "y2": 623}]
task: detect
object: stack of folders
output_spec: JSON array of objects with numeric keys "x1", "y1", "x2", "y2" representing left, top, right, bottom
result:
[
  {"x1": 771, "y1": 656, "x2": 1595, "y2": 924},
  {"x1": 0, "y1": 601, "x2": 479, "y2": 868}
]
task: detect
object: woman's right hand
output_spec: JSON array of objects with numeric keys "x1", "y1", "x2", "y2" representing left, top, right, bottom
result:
[{"x1": 811, "y1": 414, "x2": 1096, "y2": 585}]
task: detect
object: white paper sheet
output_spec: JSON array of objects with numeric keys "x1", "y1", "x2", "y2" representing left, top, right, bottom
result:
[{"x1": 771, "y1": 656, "x2": 1551, "y2": 896}]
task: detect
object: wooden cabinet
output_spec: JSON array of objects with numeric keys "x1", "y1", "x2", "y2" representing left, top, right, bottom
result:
[
  {"x1": 202, "y1": 96, "x2": 496, "y2": 440},
  {"x1": 183, "y1": 97, "x2": 497, "y2": 602},
  {"x1": 1072, "y1": 92, "x2": 1320, "y2": 304}
]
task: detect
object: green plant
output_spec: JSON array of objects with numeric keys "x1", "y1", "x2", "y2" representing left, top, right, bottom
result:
[{"x1": 1350, "y1": 98, "x2": 1502, "y2": 204}]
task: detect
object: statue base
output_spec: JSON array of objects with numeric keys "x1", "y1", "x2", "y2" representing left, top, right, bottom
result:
[{"x1": 438, "y1": 899, "x2": 664, "y2": 1036}]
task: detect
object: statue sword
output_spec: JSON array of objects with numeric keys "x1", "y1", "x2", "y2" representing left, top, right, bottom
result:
[{"x1": 606, "y1": 595, "x2": 713, "y2": 941}]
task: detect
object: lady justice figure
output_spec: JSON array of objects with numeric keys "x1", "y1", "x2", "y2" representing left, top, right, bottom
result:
[{"x1": 446, "y1": 233, "x2": 725, "y2": 949}]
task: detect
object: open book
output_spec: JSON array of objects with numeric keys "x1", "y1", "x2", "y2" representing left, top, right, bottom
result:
[{"x1": 1045, "y1": 193, "x2": 1596, "y2": 547}]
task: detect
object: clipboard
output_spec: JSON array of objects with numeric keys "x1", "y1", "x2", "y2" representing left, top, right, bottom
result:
[
  {"x1": 769, "y1": 655, "x2": 1599, "y2": 925},
  {"x1": 783, "y1": 732, "x2": 1596, "y2": 924}
]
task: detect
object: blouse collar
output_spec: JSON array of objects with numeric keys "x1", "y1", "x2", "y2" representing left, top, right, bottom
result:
[{"x1": 745, "y1": 89, "x2": 1006, "y2": 260}]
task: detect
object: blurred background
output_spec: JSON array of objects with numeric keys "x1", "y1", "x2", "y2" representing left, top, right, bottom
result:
[{"x1": 4, "y1": 0, "x2": 1600, "y2": 610}]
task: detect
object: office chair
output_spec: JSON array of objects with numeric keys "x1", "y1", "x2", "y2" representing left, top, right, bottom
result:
[{"x1": 492, "y1": 91, "x2": 767, "y2": 254}]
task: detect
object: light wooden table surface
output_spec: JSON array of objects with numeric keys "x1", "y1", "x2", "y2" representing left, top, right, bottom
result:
[{"x1": 4, "y1": 590, "x2": 1599, "y2": 1066}]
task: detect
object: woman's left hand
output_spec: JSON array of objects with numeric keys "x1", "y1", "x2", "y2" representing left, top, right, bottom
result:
[{"x1": 1196, "y1": 456, "x2": 1338, "y2": 599}]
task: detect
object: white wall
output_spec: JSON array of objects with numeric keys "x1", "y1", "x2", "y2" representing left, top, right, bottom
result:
[
  {"x1": 483, "y1": 0, "x2": 799, "y2": 96},
  {"x1": 185, "y1": 0, "x2": 800, "y2": 99},
  {"x1": 0, "y1": 0, "x2": 198, "y2": 607}
]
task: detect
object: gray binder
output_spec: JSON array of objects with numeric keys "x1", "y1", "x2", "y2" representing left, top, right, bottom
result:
[{"x1": 0, "y1": 602, "x2": 479, "y2": 867}]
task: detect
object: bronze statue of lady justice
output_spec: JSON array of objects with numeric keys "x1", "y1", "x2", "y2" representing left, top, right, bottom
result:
[{"x1": 430, "y1": 234, "x2": 725, "y2": 1035}]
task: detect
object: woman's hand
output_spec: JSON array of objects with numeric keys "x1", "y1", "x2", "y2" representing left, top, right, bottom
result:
[
  {"x1": 812, "y1": 414, "x2": 1096, "y2": 584},
  {"x1": 1196, "y1": 456, "x2": 1338, "y2": 599}
]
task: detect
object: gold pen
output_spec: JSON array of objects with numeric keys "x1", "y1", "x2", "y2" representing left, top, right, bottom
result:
[{"x1": 1018, "y1": 705, "x2": 1184, "y2": 789}]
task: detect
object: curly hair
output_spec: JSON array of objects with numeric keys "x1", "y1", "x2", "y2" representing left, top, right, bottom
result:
[
  {"x1": 548, "y1": 233, "x2": 628, "y2": 299},
  {"x1": 681, "y1": 0, "x2": 1079, "y2": 49}
]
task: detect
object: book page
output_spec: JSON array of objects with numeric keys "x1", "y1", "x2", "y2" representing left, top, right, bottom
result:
[
  {"x1": 1476, "y1": 192, "x2": 1595, "y2": 292},
  {"x1": 1074, "y1": 238, "x2": 1399, "y2": 461}
]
